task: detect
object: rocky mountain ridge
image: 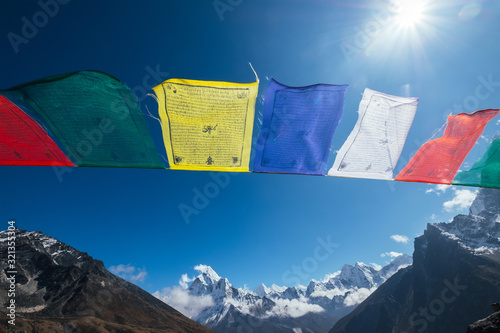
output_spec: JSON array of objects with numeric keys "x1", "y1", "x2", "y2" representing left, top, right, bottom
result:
[
  {"x1": 330, "y1": 188, "x2": 500, "y2": 333},
  {"x1": 0, "y1": 229, "x2": 213, "y2": 333}
]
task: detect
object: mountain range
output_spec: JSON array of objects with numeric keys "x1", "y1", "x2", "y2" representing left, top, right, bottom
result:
[
  {"x1": 2, "y1": 187, "x2": 498, "y2": 333},
  {"x1": 154, "y1": 254, "x2": 412, "y2": 332}
]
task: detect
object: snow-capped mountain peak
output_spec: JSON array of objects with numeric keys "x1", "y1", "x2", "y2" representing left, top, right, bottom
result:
[
  {"x1": 0, "y1": 229, "x2": 89, "y2": 267},
  {"x1": 434, "y1": 188, "x2": 500, "y2": 254},
  {"x1": 195, "y1": 264, "x2": 221, "y2": 284},
  {"x1": 254, "y1": 282, "x2": 269, "y2": 297},
  {"x1": 378, "y1": 253, "x2": 412, "y2": 280},
  {"x1": 338, "y1": 262, "x2": 378, "y2": 289},
  {"x1": 470, "y1": 187, "x2": 499, "y2": 217},
  {"x1": 306, "y1": 254, "x2": 412, "y2": 301},
  {"x1": 354, "y1": 261, "x2": 374, "y2": 269},
  {"x1": 254, "y1": 283, "x2": 287, "y2": 297}
]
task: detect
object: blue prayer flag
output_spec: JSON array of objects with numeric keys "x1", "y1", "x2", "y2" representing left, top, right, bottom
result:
[{"x1": 253, "y1": 79, "x2": 348, "y2": 175}]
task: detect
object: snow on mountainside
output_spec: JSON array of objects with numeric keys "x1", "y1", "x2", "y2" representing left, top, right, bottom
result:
[
  {"x1": 255, "y1": 283, "x2": 287, "y2": 298},
  {"x1": 155, "y1": 255, "x2": 412, "y2": 332},
  {"x1": 305, "y1": 254, "x2": 412, "y2": 307},
  {"x1": 0, "y1": 229, "x2": 214, "y2": 333},
  {"x1": 434, "y1": 188, "x2": 500, "y2": 254},
  {"x1": 329, "y1": 187, "x2": 500, "y2": 333},
  {"x1": 0, "y1": 230, "x2": 88, "y2": 267}
]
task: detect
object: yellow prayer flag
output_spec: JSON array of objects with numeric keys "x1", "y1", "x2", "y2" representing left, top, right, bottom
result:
[{"x1": 153, "y1": 78, "x2": 258, "y2": 171}]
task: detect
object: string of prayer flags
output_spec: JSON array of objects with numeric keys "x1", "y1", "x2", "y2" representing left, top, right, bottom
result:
[
  {"x1": 452, "y1": 134, "x2": 500, "y2": 188},
  {"x1": 253, "y1": 79, "x2": 348, "y2": 175},
  {"x1": 0, "y1": 94, "x2": 74, "y2": 166},
  {"x1": 396, "y1": 109, "x2": 499, "y2": 184},
  {"x1": 2, "y1": 71, "x2": 164, "y2": 168},
  {"x1": 1, "y1": 69, "x2": 500, "y2": 190},
  {"x1": 153, "y1": 78, "x2": 258, "y2": 172},
  {"x1": 328, "y1": 88, "x2": 418, "y2": 180}
]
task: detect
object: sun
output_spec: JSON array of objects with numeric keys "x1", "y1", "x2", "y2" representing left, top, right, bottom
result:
[{"x1": 393, "y1": 0, "x2": 426, "y2": 27}]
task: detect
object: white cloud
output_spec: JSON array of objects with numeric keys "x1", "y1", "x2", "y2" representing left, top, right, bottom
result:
[
  {"x1": 370, "y1": 263, "x2": 382, "y2": 270},
  {"x1": 265, "y1": 298, "x2": 324, "y2": 318},
  {"x1": 343, "y1": 287, "x2": 377, "y2": 307},
  {"x1": 390, "y1": 234, "x2": 409, "y2": 244},
  {"x1": 426, "y1": 184, "x2": 451, "y2": 195},
  {"x1": 222, "y1": 295, "x2": 325, "y2": 319},
  {"x1": 109, "y1": 264, "x2": 135, "y2": 274},
  {"x1": 381, "y1": 251, "x2": 403, "y2": 258},
  {"x1": 153, "y1": 286, "x2": 214, "y2": 318},
  {"x1": 194, "y1": 264, "x2": 211, "y2": 273},
  {"x1": 443, "y1": 189, "x2": 477, "y2": 212},
  {"x1": 131, "y1": 270, "x2": 147, "y2": 283},
  {"x1": 430, "y1": 214, "x2": 436, "y2": 220},
  {"x1": 179, "y1": 273, "x2": 194, "y2": 289},
  {"x1": 108, "y1": 264, "x2": 147, "y2": 283}
]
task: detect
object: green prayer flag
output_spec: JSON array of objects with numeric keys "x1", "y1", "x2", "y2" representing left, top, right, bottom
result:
[
  {"x1": 2, "y1": 71, "x2": 163, "y2": 168},
  {"x1": 452, "y1": 135, "x2": 500, "y2": 188}
]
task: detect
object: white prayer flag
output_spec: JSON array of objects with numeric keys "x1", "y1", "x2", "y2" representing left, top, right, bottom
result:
[{"x1": 328, "y1": 88, "x2": 418, "y2": 180}]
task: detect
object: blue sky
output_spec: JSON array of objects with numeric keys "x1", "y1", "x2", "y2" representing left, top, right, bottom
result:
[{"x1": 0, "y1": 0, "x2": 499, "y2": 294}]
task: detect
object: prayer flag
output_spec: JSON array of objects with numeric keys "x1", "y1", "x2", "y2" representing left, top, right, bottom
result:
[
  {"x1": 153, "y1": 78, "x2": 258, "y2": 171},
  {"x1": 2, "y1": 71, "x2": 163, "y2": 168},
  {"x1": 396, "y1": 109, "x2": 499, "y2": 184},
  {"x1": 452, "y1": 135, "x2": 500, "y2": 189},
  {"x1": 0, "y1": 94, "x2": 73, "y2": 166},
  {"x1": 253, "y1": 79, "x2": 348, "y2": 175},
  {"x1": 328, "y1": 88, "x2": 418, "y2": 180}
]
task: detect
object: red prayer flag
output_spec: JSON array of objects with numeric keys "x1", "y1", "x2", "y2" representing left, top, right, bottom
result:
[
  {"x1": 0, "y1": 94, "x2": 74, "y2": 166},
  {"x1": 395, "y1": 109, "x2": 499, "y2": 184}
]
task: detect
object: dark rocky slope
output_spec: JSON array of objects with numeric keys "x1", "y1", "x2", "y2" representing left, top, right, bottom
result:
[
  {"x1": 0, "y1": 229, "x2": 214, "y2": 333},
  {"x1": 330, "y1": 188, "x2": 500, "y2": 333}
]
